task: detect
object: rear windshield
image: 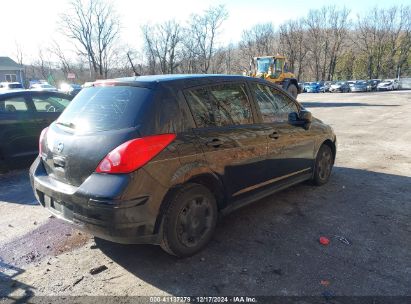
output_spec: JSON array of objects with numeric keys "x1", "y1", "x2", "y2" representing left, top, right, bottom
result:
[{"x1": 56, "y1": 86, "x2": 151, "y2": 133}]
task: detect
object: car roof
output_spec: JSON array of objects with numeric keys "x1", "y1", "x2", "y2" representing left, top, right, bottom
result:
[
  {"x1": 0, "y1": 90, "x2": 73, "y2": 99},
  {"x1": 97, "y1": 74, "x2": 253, "y2": 89}
]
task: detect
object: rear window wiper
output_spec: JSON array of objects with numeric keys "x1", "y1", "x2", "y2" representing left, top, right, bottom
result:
[{"x1": 56, "y1": 121, "x2": 76, "y2": 129}]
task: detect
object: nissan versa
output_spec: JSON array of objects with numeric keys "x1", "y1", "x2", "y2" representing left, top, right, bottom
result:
[{"x1": 30, "y1": 75, "x2": 336, "y2": 257}]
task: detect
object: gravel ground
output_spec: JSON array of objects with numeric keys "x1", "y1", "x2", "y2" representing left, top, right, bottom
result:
[{"x1": 0, "y1": 91, "x2": 410, "y2": 301}]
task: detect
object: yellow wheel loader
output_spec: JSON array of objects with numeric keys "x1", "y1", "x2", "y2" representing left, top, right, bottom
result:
[{"x1": 250, "y1": 55, "x2": 300, "y2": 98}]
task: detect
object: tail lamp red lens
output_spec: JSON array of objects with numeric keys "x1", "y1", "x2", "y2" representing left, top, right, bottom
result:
[
  {"x1": 39, "y1": 127, "x2": 49, "y2": 155},
  {"x1": 96, "y1": 134, "x2": 176, "y2": 174}
]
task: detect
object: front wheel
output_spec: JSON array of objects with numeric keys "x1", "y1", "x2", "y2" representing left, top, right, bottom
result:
[
  {"x1": 312, "y1": 144, "x2": 334, "y2": 186},
  {"x1": 160, "y1": 184, "x2": 218, "y2": 257},
  {"x1": 287, "y1": 84, "x2": 298, "y2": 99}
]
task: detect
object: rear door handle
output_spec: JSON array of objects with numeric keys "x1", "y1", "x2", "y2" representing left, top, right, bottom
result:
[
  {"x1": 268, "y1": 131, "x2": 279, "y2": 139},
  {"x1": 206, "y1": 138, "x2": 224, "y2": 148}
]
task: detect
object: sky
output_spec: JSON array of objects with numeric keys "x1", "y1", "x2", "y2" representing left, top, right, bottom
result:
[{"x1": 1, "y1": 0, "x2": 409, "y2": 64}]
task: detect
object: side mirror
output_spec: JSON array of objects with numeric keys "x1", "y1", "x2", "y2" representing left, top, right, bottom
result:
[
  {"x1": 288, "y1": 110, "x2": 312, "y2": 130},
  {"x1": 299, "y1": 110, "x2": 312, "y2": 123}
]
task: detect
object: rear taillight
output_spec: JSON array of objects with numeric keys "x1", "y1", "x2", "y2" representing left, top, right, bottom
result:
[
  {"x1": 96, "y1": 134, "x2": 176, "y2": 174},
  {"x1": 39, "y1": 127, "x2": 49, "y2": 155}
]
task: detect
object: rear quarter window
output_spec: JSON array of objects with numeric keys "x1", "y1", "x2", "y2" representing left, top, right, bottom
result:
[{"x1": 56, "y1": 86, "x2": 152, "y2": 133}]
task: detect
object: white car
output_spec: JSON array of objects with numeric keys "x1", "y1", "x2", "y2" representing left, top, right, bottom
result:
[
  {"x1": 377, "y1": 79, "x2": 399, "y2": 91},
  {"x1": 0, "y1": 82, "x2": 24, "y2": 92},
  {"x1": 30, "y1": 83, "x2": 58, "y2": 92}
]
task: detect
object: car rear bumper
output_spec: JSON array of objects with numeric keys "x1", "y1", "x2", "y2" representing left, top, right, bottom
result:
[{"x1": 29, "y1": 157, "x2": 162, "y2": 244}]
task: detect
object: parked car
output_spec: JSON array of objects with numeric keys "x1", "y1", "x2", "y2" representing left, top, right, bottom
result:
[
  {"x1": 59, "y1": 83, "x2": 82, "y2": 97},
  {"x1": 367, "y1": 79, "x2": 381, "y2": 91},
  {"x1": 298, "y1": 82, "x2": 304, "y2": 93},
  {"x1": 321, "y1": 81, "x2": 334, "y2": 92},
  {"x1": 329, "y1": 81, "x2": 350, "y2": 93},
  {"x1": 351, "y1": 80, "x2": 369, "y2": 92},
  {"x1": 0, "y1": 91, "x2": 72, "y2": 172},
  {"x1": 347, "y1": 81, "x2": 356, "y2": 90},
  {"x1": 393, "y1": 79, "x2": 400, "y2": 90},
  {"x1": 0, "y1": 82, "x2": 24, "y2": 92},
  {"x1": 305, "y1": 82, "x2": 323, "y2": 93},
  {"x1": 30, "y1": 75, "x2": 337, "y2": 257},
  {"x1": 30, "y1": 83, "x2": 58, "y2": 92},
  {"x1": 303, "y1": 82, "x2": 315, "y2": 92},
  {"x1": 377, "y1": 79, "x2": 399, "y2": 91},
  {"x1": 302, "y1": 82, "x2": 309, "y2": 92}
]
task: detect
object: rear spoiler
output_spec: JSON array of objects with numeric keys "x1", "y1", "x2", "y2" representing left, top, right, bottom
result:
[{"x1": 83, "y1": 79, "x2": 155, "y2": 89}]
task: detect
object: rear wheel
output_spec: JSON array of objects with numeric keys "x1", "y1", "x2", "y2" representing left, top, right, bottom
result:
[
  {"x1": 287, "y1": 84, "x2": 298, "y2": 99},
  {"x1": 312, "y1": 144, "x2": 333, "y2": 186},
  {"x1": 160, "y1": 184, "x2": 218, "y2": 257}
]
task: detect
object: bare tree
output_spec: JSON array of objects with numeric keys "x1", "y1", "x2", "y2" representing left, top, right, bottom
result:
[
  {"x1": 48, "y1": 40, "x2": 73, "y2": 76},
  {"x1": 37, "y1": 49, "x2": 52, "y2": 79},
  {"x1": 126, "y1": 50, "x2": 140, "y2": 76},
  {"x1": 142, "y1": 20, "x2": 182, "y2": 74},
  {"x1": 14, "y1": 42, "x2": 27, "y2": 86},
  {"x1": 60, "y1": 0, "x2": 120, "y2": 79},
  {"x1": 355, "y1": 7, "x2": 392, "y2": 79},
  {"x1": 187, "y1": 5, "x2": 228, "y2": 73},
  {"x1": 241, "y1": 23, "x2": 276, "y2": 57},
  {"x1": 239, "y1": 23, "x2": 277, "y2": 73},
  {"x1": 304, "y1": 8, "x2": 329, "y2": 81},
  {"x1": 326, "y1": 7, "x2": 350, "y2": 80},
  {"x1": 179, "y1": 29, "x2": 199, "y2": 73},
  {"x1": 384, "y1": 6, "x2": 411, "y2": 78},
  {"x1": 15, "y1": 42, "x2": 24, "y2": 66}
]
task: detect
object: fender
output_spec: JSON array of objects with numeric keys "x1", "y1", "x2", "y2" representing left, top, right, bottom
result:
[
  {"x1": 314, "y1": 138, "x2": 337, "y2": 163},
  {"x1": 153, "y1": 160, "x2": 226, "y2": 234}
]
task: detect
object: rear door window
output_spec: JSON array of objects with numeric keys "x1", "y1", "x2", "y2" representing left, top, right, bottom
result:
[
  {"x1": 0, "y1": 97, "x2": 29, "y2": 112},
  {"x1": 185, "y1": 83, "x2": 253, "y2": 128},
  {"x1": 32, "y1": 95, "x2": 71, "y2": 112},
  {"x1": 56, "y1": 86, "x2": 152, "y2": 133},
  {"x1": 209, "y1": 83, "x2": 252, "y2": 126}
]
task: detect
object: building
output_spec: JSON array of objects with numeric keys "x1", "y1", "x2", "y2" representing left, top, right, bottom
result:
[{"x1": 0, "y1": 57, "x2": 24, "y2": 84}]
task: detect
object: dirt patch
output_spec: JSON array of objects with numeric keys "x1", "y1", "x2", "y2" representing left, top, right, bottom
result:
[{"x1": 0, "y1": 218, "x2": 92, "y2": 267}]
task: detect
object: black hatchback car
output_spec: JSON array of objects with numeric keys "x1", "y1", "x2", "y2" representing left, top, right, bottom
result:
[
  {"x1": 0, "y1": 90, "x2": 72, "y2": 172},
  {"x1": 30, "y1": 75, "x2": 336, "y2": 257}
]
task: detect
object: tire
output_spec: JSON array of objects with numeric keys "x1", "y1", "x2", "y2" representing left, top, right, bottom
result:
[
  {"x1": 287, "y1": 84, "x2": 298, "y2": 99},
  {"x1": 160, "y1": 183, "x2": 218, "y2": 257},
  {"x1": 312, "y1": 144, "x2": 334, "y2": 186}
]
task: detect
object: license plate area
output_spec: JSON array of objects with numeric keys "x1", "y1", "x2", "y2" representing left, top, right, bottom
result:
[{"x1": 44, "y1": 194, "x2": 74, "y2": 221}]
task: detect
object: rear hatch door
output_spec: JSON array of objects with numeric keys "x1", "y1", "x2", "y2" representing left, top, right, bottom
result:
[{"x1": 41, "y1": 85, "x2": 153, "y2": 186}]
